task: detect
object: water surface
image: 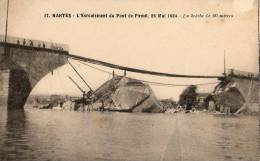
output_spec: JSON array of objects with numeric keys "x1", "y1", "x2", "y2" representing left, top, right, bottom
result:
[{"x1": 0, "y1": 108, "x2": 258, "y2": 161}]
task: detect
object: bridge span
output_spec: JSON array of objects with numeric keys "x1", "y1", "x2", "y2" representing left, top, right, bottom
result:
[{"x1": 0, "y1": 36, "x2": 257, "y2": 112}]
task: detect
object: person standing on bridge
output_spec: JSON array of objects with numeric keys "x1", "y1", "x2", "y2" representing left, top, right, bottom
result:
[
  {"x1": 29, "y1": 40, "x2": 34, "y2": 47},
  {"x1": 22, "y1": 39, "x2": 26, "y2": 45}
]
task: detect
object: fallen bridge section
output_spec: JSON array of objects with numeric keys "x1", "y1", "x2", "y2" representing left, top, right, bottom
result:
[
  {"x1": 68, "y1": 53, "x2": 223, "y2": 79},
  {"x1": 212, "y1": 69, "x2": 259, "y2": 114}
]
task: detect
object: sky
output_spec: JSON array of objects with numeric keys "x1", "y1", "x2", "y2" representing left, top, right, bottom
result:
[{"x1": 0, "y1": 0, "x2": 258, "y2": 100}]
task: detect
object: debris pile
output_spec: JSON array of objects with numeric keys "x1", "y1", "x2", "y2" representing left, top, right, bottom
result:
[
  {"x1": 91, "y1": 76, "x2": 163, "y2": 113},
  {"x1": 212, "y1": 74, "x2": 258, "y2": 114}
]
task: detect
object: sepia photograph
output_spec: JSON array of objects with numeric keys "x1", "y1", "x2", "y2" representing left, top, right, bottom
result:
[{"x1": 0, "y1": 0, "x2": 259, "y2": 161}]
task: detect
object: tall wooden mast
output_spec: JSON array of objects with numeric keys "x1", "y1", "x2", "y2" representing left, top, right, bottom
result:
[{"x1": 4, "y1": 0, "x2": 10, "y2": 43}]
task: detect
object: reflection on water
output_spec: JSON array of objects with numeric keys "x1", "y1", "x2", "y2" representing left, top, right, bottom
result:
[{"x1": 0, "y1": 108, "x2": 259, "y2": 161}]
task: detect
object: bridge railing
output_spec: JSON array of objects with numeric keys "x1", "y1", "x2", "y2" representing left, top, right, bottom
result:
[
  {"x1": 0, "y1": 35, "x2": 69, "y2": 51},
  {"x1": 227, "y1": 69, "x2": 259, "y2": 79}
]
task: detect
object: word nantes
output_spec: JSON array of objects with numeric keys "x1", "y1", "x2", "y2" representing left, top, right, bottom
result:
[{"x1": 51, "y1": 13, "x2": 72, "y2": 18}]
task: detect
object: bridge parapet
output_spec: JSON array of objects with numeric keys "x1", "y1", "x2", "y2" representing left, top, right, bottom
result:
[
  {"x1": 0, "y1": 35, "x2": 69, "y2": 51},
  {"x1": 227, "y1": 69, "x2": 259, "y2": 80}
]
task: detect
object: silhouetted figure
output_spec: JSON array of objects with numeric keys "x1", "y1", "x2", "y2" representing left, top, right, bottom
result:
[
  {"x1": 17, "y1": 40, "x2": 20, "y2": 45},
  {"x1": 100, "y1": 100, "x2": 105, "y2": 112},
  {"x1": 83, "y1": 91, "x2": 87, "y2": 105},
  {"x1": 59, "y1": 102, "x2": 64, "y2": 108},
  {"x1": 29, "y1": 40, "x2": 33, "y2": 46},
  {"x1": 22, "y1": 39, "x2": 26, "y2": 45},
  {"x1": 43, "y1": 43, "x2": 45, "y2": 48}
]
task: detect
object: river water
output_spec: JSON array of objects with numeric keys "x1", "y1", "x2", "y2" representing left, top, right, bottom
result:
[{"x1": 0, "y1": 108, "x2": 259, "y2": 161}]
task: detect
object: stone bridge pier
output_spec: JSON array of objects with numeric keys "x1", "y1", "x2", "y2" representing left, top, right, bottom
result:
[{"x1": 0, "y1": 39, "x2": 68, "y2": 110}]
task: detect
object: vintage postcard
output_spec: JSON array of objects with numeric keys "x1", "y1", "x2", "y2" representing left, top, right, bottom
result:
[{"x1": 0, "y1": 0, "x2": 259, "y2": 161}]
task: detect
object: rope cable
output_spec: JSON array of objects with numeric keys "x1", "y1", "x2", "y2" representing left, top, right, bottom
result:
[{"x1": 68, "y1": 60, "x2": 93, "y2": 91}]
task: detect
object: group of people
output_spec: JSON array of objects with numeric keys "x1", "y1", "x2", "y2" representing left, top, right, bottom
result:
[
  {"x1": 16, "y1": 39, "x2": 64, "y2": 51},
  {"x1": 17, "y1": 39, "x2": 46, "y2": 48},
  {"x1": 208, "y1": 100, "x2": 231, "y2": 115}
]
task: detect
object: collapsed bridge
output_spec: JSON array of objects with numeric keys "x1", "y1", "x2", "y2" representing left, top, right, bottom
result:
[{"x1": 0, "y1": 36, "x2": 257, "y2": 113}]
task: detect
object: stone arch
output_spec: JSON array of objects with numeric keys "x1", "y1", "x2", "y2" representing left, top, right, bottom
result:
[{"x1": 0, "y1": 43, "x2": 68, "y2": 109}]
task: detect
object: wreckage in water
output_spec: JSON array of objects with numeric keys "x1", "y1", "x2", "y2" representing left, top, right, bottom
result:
[
  {"x1": 212, "y1": 69, "x2": 259, "y2": 114},
  {"x1": 92, "y1": 76, "x2": 163, "y2": 113}
]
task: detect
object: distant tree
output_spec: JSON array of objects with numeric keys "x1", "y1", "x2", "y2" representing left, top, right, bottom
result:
[{"x1": 178, "y1": 85, "x2": 198, "y2": 110}]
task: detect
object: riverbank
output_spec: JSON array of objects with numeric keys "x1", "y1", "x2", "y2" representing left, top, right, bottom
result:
[
  {"x1": 25, "y1": 102, "x2": 259, "y2": 117},
  {"x1": 26, "y1": 92, "x2": 259, "y2": 115}
]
